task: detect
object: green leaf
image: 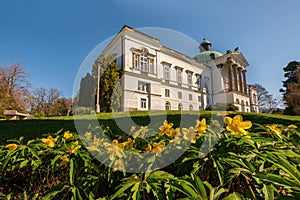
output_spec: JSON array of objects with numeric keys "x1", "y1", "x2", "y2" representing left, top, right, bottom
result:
[
  {"x1": 194, "y1": 176, "x2": 207, "y2": 199},
  {"x1": 222, "y1": 192, "x2": 243, "y2": 200},
  {"x1": 262, "y1": 184, "x2": 274, "y2": 200},
  {"x1": 110, "y1": 178, "x2": 138, "y2": 199},
  {"x1": 265, "y1": 153, "x2": 300, "y2": 185},
  {"x1": 70, "y1": 159, "x2": 75, "y2": 185},
  {"x1": 254, "y1": 173, "x2": 300, "y2": 190},
  {"x1": 42, "y1": 185, "x2": 70, "y2": 200},
  {"x1": 19, "y1": 160, "x2": 29, "y2": 168}
]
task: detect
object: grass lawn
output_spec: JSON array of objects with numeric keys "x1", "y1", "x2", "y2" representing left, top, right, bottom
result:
[{"x1": 0, "y1": 110, "x2": 299, "y2": 144}]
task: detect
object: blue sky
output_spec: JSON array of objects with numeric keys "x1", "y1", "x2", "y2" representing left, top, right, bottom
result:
[{"x1": 1, "y1": 0, "x2": 300, "y2": 98}]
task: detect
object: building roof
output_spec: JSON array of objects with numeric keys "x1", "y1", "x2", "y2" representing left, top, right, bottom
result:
[{"x1": 194, "y1": 51, "x2": 223, "y2": 62}]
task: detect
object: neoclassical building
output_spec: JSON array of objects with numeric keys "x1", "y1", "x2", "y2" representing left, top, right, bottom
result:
[{"x1": 101, "y1": 25, "x2": 258, "y2": 112}]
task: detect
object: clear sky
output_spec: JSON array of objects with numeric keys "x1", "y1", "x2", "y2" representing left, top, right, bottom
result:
[{"x1": 1, "y1": 0, "x2": 300, "y2": 98}]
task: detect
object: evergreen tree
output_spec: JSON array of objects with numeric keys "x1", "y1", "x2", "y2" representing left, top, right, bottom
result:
[
  {"x1": 280, "y1": 61, "x2": 300, "y2": 114},
  {"x1": 77, "y1": 54, "x2": 122, "y2": 112},
  {"x1": 99, "y1": 60, "x2": 121, "y2": 112},
  {"x1": 77, "y1": 73, "x2": 96, "y2": 107}
]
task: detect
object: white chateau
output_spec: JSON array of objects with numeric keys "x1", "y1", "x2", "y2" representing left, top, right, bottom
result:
[{"x1": 102, "y1": 25, "x2": 258, "y2": 112}]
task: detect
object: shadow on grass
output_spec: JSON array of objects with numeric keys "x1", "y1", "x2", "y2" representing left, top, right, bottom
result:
[{"x1": 0, "y1": 111, "x2": 299, "y2": 144}]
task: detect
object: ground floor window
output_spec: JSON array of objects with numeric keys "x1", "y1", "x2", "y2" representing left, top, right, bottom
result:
[
  {"x1": 178, "y1": 103, "x2": 182, "y2": 111},
  {"x1": 189, "y1": 104, "x2": 193, "y2": 111},
  {"x1": 141, "y1": 98, "x2": 147, "y2": 109},
  {"x1": 166, "y1": 101, "x2": 171, "y2": 110}
]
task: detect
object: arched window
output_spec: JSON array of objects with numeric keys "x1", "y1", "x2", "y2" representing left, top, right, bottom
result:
[
  {"x1": 178, "y1": 103, "x2": 182, "y2": 111},
  {"x1": 236, "y1": 99, "x2": 240, "y2": 104},
  {"x1": 165, "y1": 101, "x2": 171, "y2": 111},
  {"x1": 189, "y1": 104, "x2": 193, "y2": 111}
]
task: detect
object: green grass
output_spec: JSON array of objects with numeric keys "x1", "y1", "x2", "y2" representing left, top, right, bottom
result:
[{"x1": 0, "y1": 111, "x2": 299, "y2": 144}]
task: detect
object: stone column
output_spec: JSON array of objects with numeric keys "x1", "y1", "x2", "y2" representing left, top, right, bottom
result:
[
  {"x1": 242, "y1": 70, "x2": 247, "y2": 94},
  {"x1": 238, "y1": 67, "x2": 243, "y2": 92},
  {"x1": 226, "y1": 57, "x2": 233, "y2": 91},
  {"x1": 232, "y1": 64, "x2": 238, "y2": 91}
]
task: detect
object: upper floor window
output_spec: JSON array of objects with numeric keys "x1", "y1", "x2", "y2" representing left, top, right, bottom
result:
[
  {"x1": 178, "y1": 92, "x2": 182, "y2": 99},
  {"x1": 164, "y1": 65, "x2": 170, "y2": 80},
  {"x1": 175, "y1": 67, "x2": 183, "y2": 83},
  {"x1": 189, "y1": 94, "x2": 193, "y2": 101},
  {"x1": 140, "y1": 54, "x2": 148, "y2": 72},
  {"x1": 133, "y1": 54, "x2": 139, "y2": 69},
  {"x1": 165, "y1": 89, "x2": 170, "y2": 97},
  {"x1": 186, "y1": 71, "x2": 193, "y2": 86},
  {"x1": 132, "y1": 48, "x2": 155, "y2": 73},
  {"x1": 149, "y1": 58, "x2": 154, "y2": 73}
]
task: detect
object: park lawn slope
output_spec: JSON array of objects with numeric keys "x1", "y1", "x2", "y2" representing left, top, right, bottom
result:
[{"x1": 0, "y1": 111, "x2": 299, "y2": 144}]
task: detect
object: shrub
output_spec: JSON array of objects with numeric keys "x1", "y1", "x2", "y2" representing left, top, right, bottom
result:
[
  {"x1": 205, "y1": 103, "x2": 239, "y2": 111},
  {"x1": 0, "y1": 114, "x2": 300, "y2": 199}
]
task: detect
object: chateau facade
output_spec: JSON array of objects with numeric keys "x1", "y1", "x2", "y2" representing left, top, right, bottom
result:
[{"x1": 102, "y1": 25, "x2": 258, "y2": 112}]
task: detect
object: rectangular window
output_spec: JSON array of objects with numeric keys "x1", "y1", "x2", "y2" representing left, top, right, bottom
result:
[
  {"x1": 189, "y1": 94, "x2": 193, "y2": 101},
  {"x1": 140, "y1": 55, "x2": 148, "y2": 72},
  {"x1": 138, "y1": 82, "x2": 149, "y2": 92},
  {"x1": 198, "y1": 96, "x2": 201, "y2": 102},
  {"x1": 177, "y1": 70, "x2": 182, "y2": 83},
  {"x1": 133, "y1": 53, "x2": 139, "y2": 69},
  {"x1": 187, "y1": 73, "x2": 192, "y2": 85},
  {"x1": 141, "y1": 98, "x2": 147, "y2": 108},
  {"x1": 149, "y1": 58, "x2": 154, "y2": 73},
  {"x1": 165, "y1": 89, "x2": 170, "y2": 97},
  {"x1": 164, "y1": 65, "x2": 170, "y2": 80},
  {"x1": 178, "y1": 92, "x2": 182, "y2": 99}
]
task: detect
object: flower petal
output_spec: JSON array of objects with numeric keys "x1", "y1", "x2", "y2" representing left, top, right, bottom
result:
[{"x1": 224, "y1": 117, "x2": 232, "y2": 125}]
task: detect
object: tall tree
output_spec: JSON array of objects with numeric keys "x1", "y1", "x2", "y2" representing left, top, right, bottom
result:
[
  {"x1": 76, "y1": 54, "x2": 122, "y2": 112},
  {"x1": 99, "y1": 60, "x2": 122, "y2": 112},
  {"x1": 280, "y1": 61, "x2": 300, "y2": 114},
  {"x1": 0, "y1": 63, "x2": 30, "y2": 114},
  {"x1": 77, "y1": 73, "x2": 96, "y2": 107}
]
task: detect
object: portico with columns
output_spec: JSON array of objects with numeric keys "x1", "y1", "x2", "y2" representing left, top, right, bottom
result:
[{"x1": 194, "y1": 39, "x2": 258, "y2": 112}]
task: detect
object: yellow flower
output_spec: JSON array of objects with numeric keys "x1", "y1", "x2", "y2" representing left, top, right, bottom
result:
[
  {"x1": 86, "y1": 145, "x2": 98, "y2": 151},
  {"x1": 84, "y1": 132, "x2": 92, "y2": 140},
  {"x1": 152, "y1": 141, "x2": 165, "y2": 156},
  {"x1": 183, "y1": 127, "x2": 197, "y2": 143},
  {"x1": 93, "y1": 136, "x2": 103, "y2": 147},
  {"x1": 195, "y1": 118, "x2": 207, "y2": 135},
  {"x1": 170, "y1": 136, "x2": 181, "y2": 145},
  {"x1": 288, "y1": 124, "x2": 297, "y2": 129},
  {"x1": 130, "y1": 126, "x2": 136, "y2": 132},
  {"x1": 60, "y1": 156, "x2": 69, "y2": 164},
  {"x1": 41, "y1": 136, "x2": 57, "y2": 148},
  {"x1": 166, "y1": 127, "x2": 181, "y2": 137},
  {"x1": 5, "y1": 144, "x2": 18, "y2": 152},
  {"x1": 158, "y1": 120, "x2": 173, "y2": 136},
  {"x1": 266, "y1": 124, "x2": 282, "y2": 138},
  {"x1": 216, "y1": 111, "x2": 229, "y2": 116},
  {"x1": 63, "y1": 131, "x2": 73, "y2": 139},
  {"x1": 212, "y1": 119, "x2": 221, "y2": 127},
  {"x1": 70, "y1": 141, "x2": 81, "y2": 153},
  {"x1": 122, "y1": 138, "x2": 134, "y2": 149},
  {"x1": 113, "y1": 159, "x2": 123, "y2": 172},
  {"x1": 224, "y1": 115, "x2": 252, "y2": 136},
  {"x1": 144, "y1": 143, "x2": 152, "y2": 153},
  {"x1": 104, "y1": 140, "x2": 125, "y2": 160}
]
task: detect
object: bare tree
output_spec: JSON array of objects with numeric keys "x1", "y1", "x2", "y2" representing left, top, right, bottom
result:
[
  {"x1": 254, "y1": 83, "x2": 282, "y2": 113},
  {"x1": 30, "y1": 87, "x2": 63, "y2": 116},
  {"x1": 0, "y1": 63, "x2": 30, "y2": 114}
]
